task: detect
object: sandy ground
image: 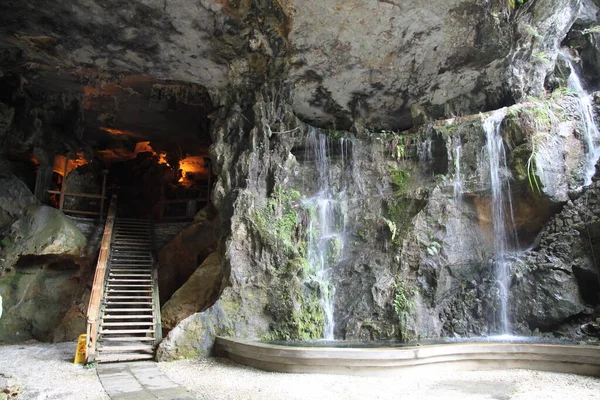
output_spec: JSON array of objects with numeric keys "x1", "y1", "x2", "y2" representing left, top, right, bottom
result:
[{"x1": 1, "y1": 341, "x2": 600, "y2": 400}]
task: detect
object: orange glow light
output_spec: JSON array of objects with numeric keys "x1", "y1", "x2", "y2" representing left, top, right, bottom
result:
[
  {"x1": 53, "y1": 152, "x2": 88, "y2": 176},
  {"x1": 100, "y1": 127, "x2": 143, "y2": 139},
  {"x1": 178, "y1": 156, "x2": 208, "y2": 187}
]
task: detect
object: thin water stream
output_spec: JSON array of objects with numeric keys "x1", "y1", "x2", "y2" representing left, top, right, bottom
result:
[
  {"x1": 564, "y1": 57, "x2": 600, "y2": 186},
  {"x1": 482, "y1": 108, "x2": 518, "y2": 335},
  {"x1": 303, "y1": 128, "x2": 349, "y2": 339}
]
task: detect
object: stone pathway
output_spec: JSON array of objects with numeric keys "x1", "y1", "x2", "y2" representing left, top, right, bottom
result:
[{"x1": 97, "y1": 361, "x2": 194, "y2": 400}]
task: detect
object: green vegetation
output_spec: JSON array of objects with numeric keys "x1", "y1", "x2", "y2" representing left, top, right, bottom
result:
[
  {"x1": 252, "y1": 186, "x2": 303, "y2": 256},
  {"x1": 390, "y1": 167, "x2": 411, "y2": 193},
  {"x1": 380, "y1": 217, "x2": 397, "y2": 242},
  {"x1": 507, "y1": 0, "x2": 526, "y2": 9},
  {"x1": 582, "y1": 26, "x2": 600, "y2": 35},
  {"x1": 327, "y1": 130, "x2": 346, "y2": 140},
  {"x1": 505, "y1": 90, "x2": 577, "y2": 193},
  {"x1": 393, "y1": 278, "x2": 416, "y2": 341},
  {"x1": 264, "y1": 279, "x2": 325, "y2": 341}
]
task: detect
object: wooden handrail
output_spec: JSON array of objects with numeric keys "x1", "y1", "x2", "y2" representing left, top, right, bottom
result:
[{"x1": 85, "y1": 194, "x2": 117, "y2": 363}]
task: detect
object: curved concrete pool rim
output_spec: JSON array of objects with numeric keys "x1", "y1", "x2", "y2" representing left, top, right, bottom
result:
[{"x1": 215, "y1": 337, "x2": 600, "y2": 377}]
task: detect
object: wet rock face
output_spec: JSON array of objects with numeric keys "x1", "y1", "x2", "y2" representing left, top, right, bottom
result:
[{"x1": 509, "y1": 179, "x2": 600, "y2": 334}]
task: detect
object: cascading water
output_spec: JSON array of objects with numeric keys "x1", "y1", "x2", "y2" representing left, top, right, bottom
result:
[
  {"x1": 303, "y1": 128, "x2": 349, "y2": 340},
  {"x1": 452, "y1": 135, "x2": 463, "y2": 207},
  {"x1": 482, "y1": 108, "x2": 518, "y2": 335},
  {"x1": 564, "y1": 57, "x2": 600, "y2": 186}
]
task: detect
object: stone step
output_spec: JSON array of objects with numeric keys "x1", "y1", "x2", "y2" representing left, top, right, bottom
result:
[{"x1": 96, "y1": 353, "x2": 155, "y2": 363}]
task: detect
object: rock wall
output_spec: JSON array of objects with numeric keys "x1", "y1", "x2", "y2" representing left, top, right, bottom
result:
[{"x1": 159, "y1": 81, "x2": 600, "y2": 359}]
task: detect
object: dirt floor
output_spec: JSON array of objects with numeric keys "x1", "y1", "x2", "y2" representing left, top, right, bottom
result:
[{"x1": 1, "y1": 341, "x2": 600, "y2": 400}]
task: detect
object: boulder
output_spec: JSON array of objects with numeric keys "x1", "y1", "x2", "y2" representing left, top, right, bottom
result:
[
  {"x1": 157, "y1": 208, "x2": 219, "y2": 304},
  {"x1": 5, "y1": 205, "x2": 87, "y2": 263},
  {"x1": 161, "y1": 252, "x2": 223, "y2": 332},
  {"x1": 157, "y1": 300, "x2": 232, "y2": 362},
  {"x1": 0, "y1": 167, "x2": 39, "y2": 231},
  {"x1": 0, "y1": 203, "x2": 89, "y2": 342}
]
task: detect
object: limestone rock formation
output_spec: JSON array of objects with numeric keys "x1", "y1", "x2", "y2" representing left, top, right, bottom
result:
[
  {"x1": 0, "y1": 168, "x2": 39, "y2": 231},
  {"x1": 1, "y1": 0, "x2": 600, "y2": 354},
  {"x1": 0, "y1": 178, "x2": 91, "y2": 342},
  {"x1": 157, "y1": 206, "x2": 219, "y2": 304},
  {"x1": 157, "y1": 297, "x2": 232, "y2": 361},
  {"x1": 161, "y1": 252, "x2": 223, "y2": 331}
]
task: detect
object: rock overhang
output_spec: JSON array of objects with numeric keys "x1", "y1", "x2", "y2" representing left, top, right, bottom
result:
[{"x1": 0, "y1": 0, "x2": 587, "y2": 135}]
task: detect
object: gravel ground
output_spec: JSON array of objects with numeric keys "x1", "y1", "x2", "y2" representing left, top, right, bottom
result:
[
  {"x1": 1, "y1": 342, "x2": 600, "y2": 400},
  {"x1": 0, "y1": 341, "x2": 108, "y2": 400},
  {"x1": 159, "y1": 358, "x2": 600, "y2": 400}
]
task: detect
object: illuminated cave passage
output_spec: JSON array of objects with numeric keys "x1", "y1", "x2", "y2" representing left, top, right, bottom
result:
[{"x1": 3, "y1": 74, "x2": 216, "y2": 221}]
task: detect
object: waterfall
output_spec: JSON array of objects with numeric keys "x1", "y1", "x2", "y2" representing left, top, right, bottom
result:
[
  {"x1": 482, "y1": 108, "x2": 517, "y2": 335},
  {"x1": 564, "y1": 58, "x2": 600, "y2": 186},
  {"x1": 452, "y1": 135, "x2": 463, "y2": 207},
  {"x1": 303, "y1": 128, "x2": 348, "y2": 340}
]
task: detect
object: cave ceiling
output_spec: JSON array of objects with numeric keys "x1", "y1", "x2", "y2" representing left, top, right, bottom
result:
[{"x1": 0, "y1": 0, "x2": 583, "y2": 140}]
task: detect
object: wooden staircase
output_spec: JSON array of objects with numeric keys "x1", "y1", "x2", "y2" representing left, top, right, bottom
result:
[{"x1": 86, "y1": 196, "x2": 162, "y2": 363}]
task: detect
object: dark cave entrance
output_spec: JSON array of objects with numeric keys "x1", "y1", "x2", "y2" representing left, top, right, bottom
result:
[{"x1": 11, "y1": 74, "x2": 218, "y2": 222}]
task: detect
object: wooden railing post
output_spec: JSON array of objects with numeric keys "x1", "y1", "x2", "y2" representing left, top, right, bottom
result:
[
  {"x1": 85, "y1": 195, "x2": 117, "y2": 363},
  {"x1": 58, "y1": 156, "x2": 69, "y2": 211},
  {"x1": 99, "y1": 170, "x2": 108, "y2": 220}
]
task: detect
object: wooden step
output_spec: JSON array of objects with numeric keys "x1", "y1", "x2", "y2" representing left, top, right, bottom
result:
[
  {"x1": 102, "y1": 322, "x2": 154, "y2": 327},
  {"x1": 106, "y1": 291, "x2": 152, "y2": 295},
  {"x1": 116, "y1": 223, "x2": 150, "y2": 227},
  {"x1": 110, "y1": 264, "x2": 153, "y2": 267},
  {"x1": 103, "y1": 315, "x2": 153, "y2": 319},
  {"x1": 104, "y1": 301, "x2": 152, "y2": 305},
  {"x1": 100, "y1": 329, "x2": 155, "y2": 334},
  {"x1": 105, "y1": 296, "x2": 153, "y2": 299},
  {"x1": 108, "y1": 278, "x2": 152, "y2": 282},
  {"x1": 103, "y1": 308, "x2": 153, "y2": 312},
  {"x1": 110, "y1": 268, "x2": 152, "y2": 276},
  {"x1": 110, "y1": 255, "x2": 152, "y2": 258},
  {"x1": 99, "y1": 337, "x2": 155, "y2": 342},
  {"x1": 116, "y1": 223, "x2": 150, "y2": 228},
  {"x1": 98, "y1": 345, "x2": 154, "y2": 352},
  {"x1": 106, "y1": 285, "x2": 152, "y2": 289},
  {"x1": 109, "y1": 273, "x2": 152, "y2": 278},
  {"x1": 113, "y1": 240, "x2": 151, "y2": 244}
]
